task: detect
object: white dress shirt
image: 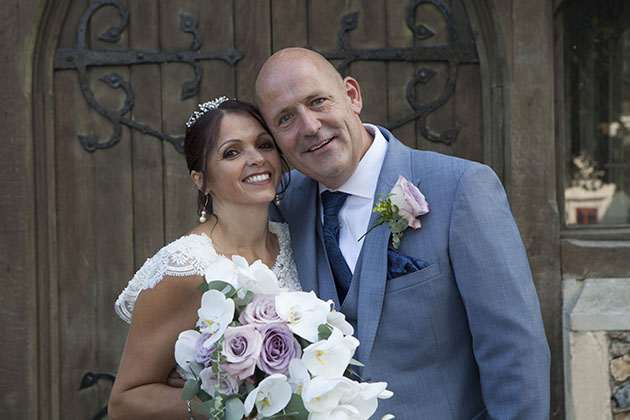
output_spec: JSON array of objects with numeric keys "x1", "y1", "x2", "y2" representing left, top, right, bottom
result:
[{"x1": 319, "y1": 124, "x2": 388, "y2": 273}]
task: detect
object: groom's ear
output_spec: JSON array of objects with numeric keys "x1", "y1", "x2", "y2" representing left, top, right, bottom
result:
[{"x1": 343, "y1": 76, "x2": 363, "y2": 115}]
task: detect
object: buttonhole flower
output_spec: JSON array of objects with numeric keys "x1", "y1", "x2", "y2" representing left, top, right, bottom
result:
[{"x1": 359, "y1": 175, "x2": 429, "y2": 249}]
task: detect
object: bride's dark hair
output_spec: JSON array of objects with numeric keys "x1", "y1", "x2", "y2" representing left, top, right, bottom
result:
[{"x1": 184, "y1": 99, "x2": 290, "y2": 217}]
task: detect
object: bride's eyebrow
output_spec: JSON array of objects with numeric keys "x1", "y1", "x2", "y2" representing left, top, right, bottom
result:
[{"x1": 216, "y1": 139, "x2": 241, "y2": 151}]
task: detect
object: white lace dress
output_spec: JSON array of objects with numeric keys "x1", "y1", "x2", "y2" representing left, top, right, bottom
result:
[{"x1": 114, "y1": 221, "x2": 300, "y2": 323}]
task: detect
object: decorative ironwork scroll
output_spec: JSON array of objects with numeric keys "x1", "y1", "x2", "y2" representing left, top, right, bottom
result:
[
  {"x1": 319, "y1": 0, "x2": 479, "y2": 145},
  {"x1": 78, "y1": 371, "x2": 115, "y2": 420},
  {"x1": 54, "y1": 0, "x2": 243, "y2": 152}
]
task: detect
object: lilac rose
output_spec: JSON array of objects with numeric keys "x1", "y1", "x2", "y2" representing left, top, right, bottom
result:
[
  {"x1": 195, "y1": 332, "x2": 216, "y2": 368},
  {"x1": 199, "y1": 367, "x2": 240, "y2": 397},
  {"x1": 239, "y1": 294, "x2": 282, "y2": 329},
  {"x1": 389, "y1": 175, "x2": 429, "y2": 229},
  {"x1": 221, "y1": 325, "x2": 262, "y2": 380},
  {"x1": 257, "y1": 323, "x2": 302, "y2": 375}
]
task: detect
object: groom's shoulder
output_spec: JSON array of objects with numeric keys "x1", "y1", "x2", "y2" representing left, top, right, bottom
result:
[
  {"x1": 406, "y1": 146, "x2": 486, "y2": 178},
  {"x1": 384, "y1": 128, "x2": 484, "y2": 176}
]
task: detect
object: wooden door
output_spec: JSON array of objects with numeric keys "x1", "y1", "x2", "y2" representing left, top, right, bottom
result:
[{"x1": 48, "y1": 0, "x2": 483, "y2": 417}]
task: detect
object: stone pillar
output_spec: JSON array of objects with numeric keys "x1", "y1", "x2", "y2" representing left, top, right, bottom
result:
[{"x1": 564, "y1": 278, "x2": 630, "y2": 419}]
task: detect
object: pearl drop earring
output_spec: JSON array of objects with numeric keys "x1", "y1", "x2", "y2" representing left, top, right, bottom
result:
[{"x1": 199, "y1": 194, "x2": 209, "y2": 223}]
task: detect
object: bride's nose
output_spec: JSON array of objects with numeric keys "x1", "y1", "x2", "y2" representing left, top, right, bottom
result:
[{"x1": 246, "y1": 149, "x2": 265, "y2": 166}]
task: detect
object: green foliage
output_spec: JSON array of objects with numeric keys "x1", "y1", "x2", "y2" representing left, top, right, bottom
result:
[
  {"x1": 182, "y1": 379, "x2": 200, "y2": 401},
  {"x1": 206, "y1": 280, "x2": 237, "y2": 296},
  {"x1": 317, "y1": 323, "x2": 333, "y2": 341},
  {"x1": 348, "y1": 358, "x2": 365, "y2": 367},
  {"x1": 224, "y1": 397, "x2": 246, "y2": 420},
  {"x1": 191, "y1": 400, "x2": 217, "y2": 418},
  {"x1": 277, "y1": 394, "x2": 309, "y2": 420},
  {"x1": 232, "y1": 290, "x2": 254, "y2": 309}
]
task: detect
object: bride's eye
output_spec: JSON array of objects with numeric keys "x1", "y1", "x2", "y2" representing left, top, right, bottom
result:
[
  {"x1": 258, "y1": 140, "x2": 275, "y2": 150},
  {"x1": 223, "y1": 149, "x2": 239, "y2": 159}
]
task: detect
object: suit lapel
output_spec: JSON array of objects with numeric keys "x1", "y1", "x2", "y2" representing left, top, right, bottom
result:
[
  {"x1": 355, "y1": 128, "x2": 415, "y2": 362},
  {"x1": 283, "y1": 177, "x2": 319, "y2": 294}
]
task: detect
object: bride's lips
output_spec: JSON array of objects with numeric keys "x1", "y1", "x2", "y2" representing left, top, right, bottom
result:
[
  {"x1": 307, "y1": 137, "x2": 333, "y2": 152},
  {"x1": 242, "y1": 172, "x2": 272, "y2": 184}
]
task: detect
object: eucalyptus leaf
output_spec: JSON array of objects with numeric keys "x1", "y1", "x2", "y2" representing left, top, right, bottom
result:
[
  {"x1": 243, "y1": 290, "x2": 254, "y2": 303},
  {"x1": 198, "y1": 281, "x2": 210, "y2": 292},
  {"x1": 191, "y1": 400, "x2": 215, "y2": 417},
  {"x1": 282, "y1": 393, "x2": 309, "y2": 420},
  {"x1": 348, "y1": 358, "x2": 365, "y2": 367},
  {"x1": 317, "y1": 324, "x2": 333, "y2": 341},
  {"x1": 225, "y1": 397, "x2": 246, "y2": 420},
  {"x1": 181, "y1": 379, "x2": 200, "y2": 401},
  {"x1": 207, "y1": 280, "x2": 236, "y2": 296}
]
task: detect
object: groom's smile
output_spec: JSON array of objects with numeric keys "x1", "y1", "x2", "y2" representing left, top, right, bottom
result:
[{"x1": 255, "y1": 48, "x2": 373, "y2": 190}]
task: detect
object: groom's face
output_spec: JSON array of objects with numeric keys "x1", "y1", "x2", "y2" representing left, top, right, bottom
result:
[{"x1": 255, "y1": 50, "x2": 368, "y2": 190}]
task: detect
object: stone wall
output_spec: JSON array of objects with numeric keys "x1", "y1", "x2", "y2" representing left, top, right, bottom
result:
[{"x1": 564, "y1": 278, "x2": 630, "y2": 419}]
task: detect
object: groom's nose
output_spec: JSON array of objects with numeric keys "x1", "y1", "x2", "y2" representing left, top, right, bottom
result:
[{"x1": 298, "y1": 109, "x2": 322, "y2": 137}]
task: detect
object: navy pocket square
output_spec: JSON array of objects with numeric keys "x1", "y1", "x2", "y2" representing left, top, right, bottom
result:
[{"x1": 386, "y1": 245, "x2": 429, "y2": 280}]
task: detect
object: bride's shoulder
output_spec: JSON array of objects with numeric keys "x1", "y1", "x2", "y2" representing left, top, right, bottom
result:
[
  {"x1": 114, "y1": 233, "x2": 220, "y2": 323},
  {"x1": 268, "y1": 221, "x2": 290, "y2": 242}
]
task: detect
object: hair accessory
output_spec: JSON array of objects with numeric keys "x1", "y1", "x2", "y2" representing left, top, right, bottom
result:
[
  {"x1": 186, "y1": 96, "x2": 229, "y2": 128},
  {"x1": 199, "y1": 194, "x2": 209, "y2": 223},
  {"x1": 274, "y1": 194, "x2": 281, "y2": 206}
]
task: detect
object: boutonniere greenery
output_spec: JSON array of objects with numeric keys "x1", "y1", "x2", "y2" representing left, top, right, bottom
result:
[{"x1": 358, "y1": 175, "x2": 429, "y2": 249}]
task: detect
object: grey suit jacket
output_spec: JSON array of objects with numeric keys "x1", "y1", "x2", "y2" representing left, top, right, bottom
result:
[{"x1": 271, "y1": 127, "x2": 550, "y2": 420}]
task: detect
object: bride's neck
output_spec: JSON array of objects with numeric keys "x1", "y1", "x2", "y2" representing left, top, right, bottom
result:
[{"x1": 208, "y1": 203, "x2": 277, "y2": 267}]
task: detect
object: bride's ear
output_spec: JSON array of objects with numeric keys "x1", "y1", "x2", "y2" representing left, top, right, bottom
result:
[{"x1": 190, "y1": 170, "x2": 207, "y2": 193}]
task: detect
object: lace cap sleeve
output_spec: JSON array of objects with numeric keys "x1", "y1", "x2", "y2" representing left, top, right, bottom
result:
[
  {"x1": 114, "y1": 234, "x2": 219, "y2": 323},
  {"x1": 269, "y1": 221, "x2": 301, "y2": 291}
]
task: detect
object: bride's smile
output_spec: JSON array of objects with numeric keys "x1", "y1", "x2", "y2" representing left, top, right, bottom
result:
[{"x1": 205, "y1": 112, "x2": 282, "y2": 209}]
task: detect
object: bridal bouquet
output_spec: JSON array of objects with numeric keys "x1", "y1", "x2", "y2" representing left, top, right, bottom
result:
[{"x1": 174, "y1": 256, "x2": 393, "y2": 420}]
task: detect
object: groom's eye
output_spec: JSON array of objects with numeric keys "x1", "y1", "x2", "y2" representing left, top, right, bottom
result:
[
  {"x1": 278, "y1": 114, "x2": 292, "y2": 126},
  {"x1": 312, "y1": 98, "x2": 325, "y2": 106}
]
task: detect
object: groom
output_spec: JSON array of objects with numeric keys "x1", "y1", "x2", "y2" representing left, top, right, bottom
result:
[{"x1": 256, "y1": 48, "x2": 550, "y2": 419}]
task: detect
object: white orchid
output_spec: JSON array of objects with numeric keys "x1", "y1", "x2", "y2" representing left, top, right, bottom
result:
[
  {"x1": 204, "y1": 258, "x2": 240, "y2": 289},
  {"x1": 243, "y1": 373, "x2": 292, "y2": 418},
  {"x1": 174, "y1": 329, "x2": 201, "y2": 373},
  {"x1": 302, "y1": 328, "x2": 359, "y2": 379},
  {"x1": 275, "y1": 291, "x2": 330, "y2": 342},
  {"x1": 206, "y1": 255, "x2": 282, "y2": 298},
  {"x1": 344, "y1": 381, "x2": 394, "y2": 420},
  {"x1": 239, "y1": 259, "x2": 282, "y2": 296},
  {"x1": 309, "y1": 404, "x2": 363, "y2": 420},
  {"x1": 302, "y1": 376, "x2": 393, "y2": 420},
  {"x1": 326, "y1": 309, "x2": 354, "y2": 336},
  {"x1": 301, "y1": 376, "x2": 357, "y2": 414},
  {"x1": 196, "y1": 289, "x2": 234, "y2": 348},
  {"x1": 288, "y1": 358, "x2": 311, "y2": 394}
]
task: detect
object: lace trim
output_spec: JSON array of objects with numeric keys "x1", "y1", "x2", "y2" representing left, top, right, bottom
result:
[{"x1": 114, "y1": 222, "x2": 300, "y2": 323}]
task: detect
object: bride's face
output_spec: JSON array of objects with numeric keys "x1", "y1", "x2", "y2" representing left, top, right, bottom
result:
[{"x1": 205, "y1": 112, "x2": 282, "y2": 208}]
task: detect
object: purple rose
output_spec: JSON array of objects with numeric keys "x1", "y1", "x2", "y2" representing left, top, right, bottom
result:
[
  {"x1": 257, "y1": 323, "x2": 302, "y2": 375},
  {"x1": 239, "y1": 294, "x2": 282, "y2": 329},
  {"x1": 221, "y1": 325, "x2": 262, "y2": 380},
  {"x1": 195, "y1": 332, "x2": 216, "y2": 368},
  {"x1": 199, "y1": 367, "x2": 240, "y2": 397},
  {"x1": 389, "y1": 175, "x2": 429, "y2": 229}
]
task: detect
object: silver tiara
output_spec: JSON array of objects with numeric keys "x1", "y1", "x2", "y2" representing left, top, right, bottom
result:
[{"x1": 185, "y1": 96, "x2": 230, "y2": 128}]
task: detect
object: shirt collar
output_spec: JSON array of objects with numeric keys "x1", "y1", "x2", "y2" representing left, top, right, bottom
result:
[{"x1": 319, "y1": 124, "x2": 388, "y2": 199}]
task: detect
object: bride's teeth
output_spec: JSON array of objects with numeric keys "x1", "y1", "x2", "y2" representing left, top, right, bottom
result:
[{"x1": 244, "y1": 173, "x2": 270, "y2": 183}]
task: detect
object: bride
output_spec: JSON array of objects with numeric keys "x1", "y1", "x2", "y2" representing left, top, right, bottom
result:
[{"x1": 108, "y1": 97, "x2": 300, "y2": 420}]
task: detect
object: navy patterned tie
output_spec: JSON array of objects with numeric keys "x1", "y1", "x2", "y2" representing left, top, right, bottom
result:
[{"x1": 321, "y1": 191, "x2": 352, "y2": 301}]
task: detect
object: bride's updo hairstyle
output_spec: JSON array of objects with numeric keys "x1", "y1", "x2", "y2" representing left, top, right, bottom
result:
[{"x1": 184, "y1": 98, "x2": 290, "y2": 217}]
